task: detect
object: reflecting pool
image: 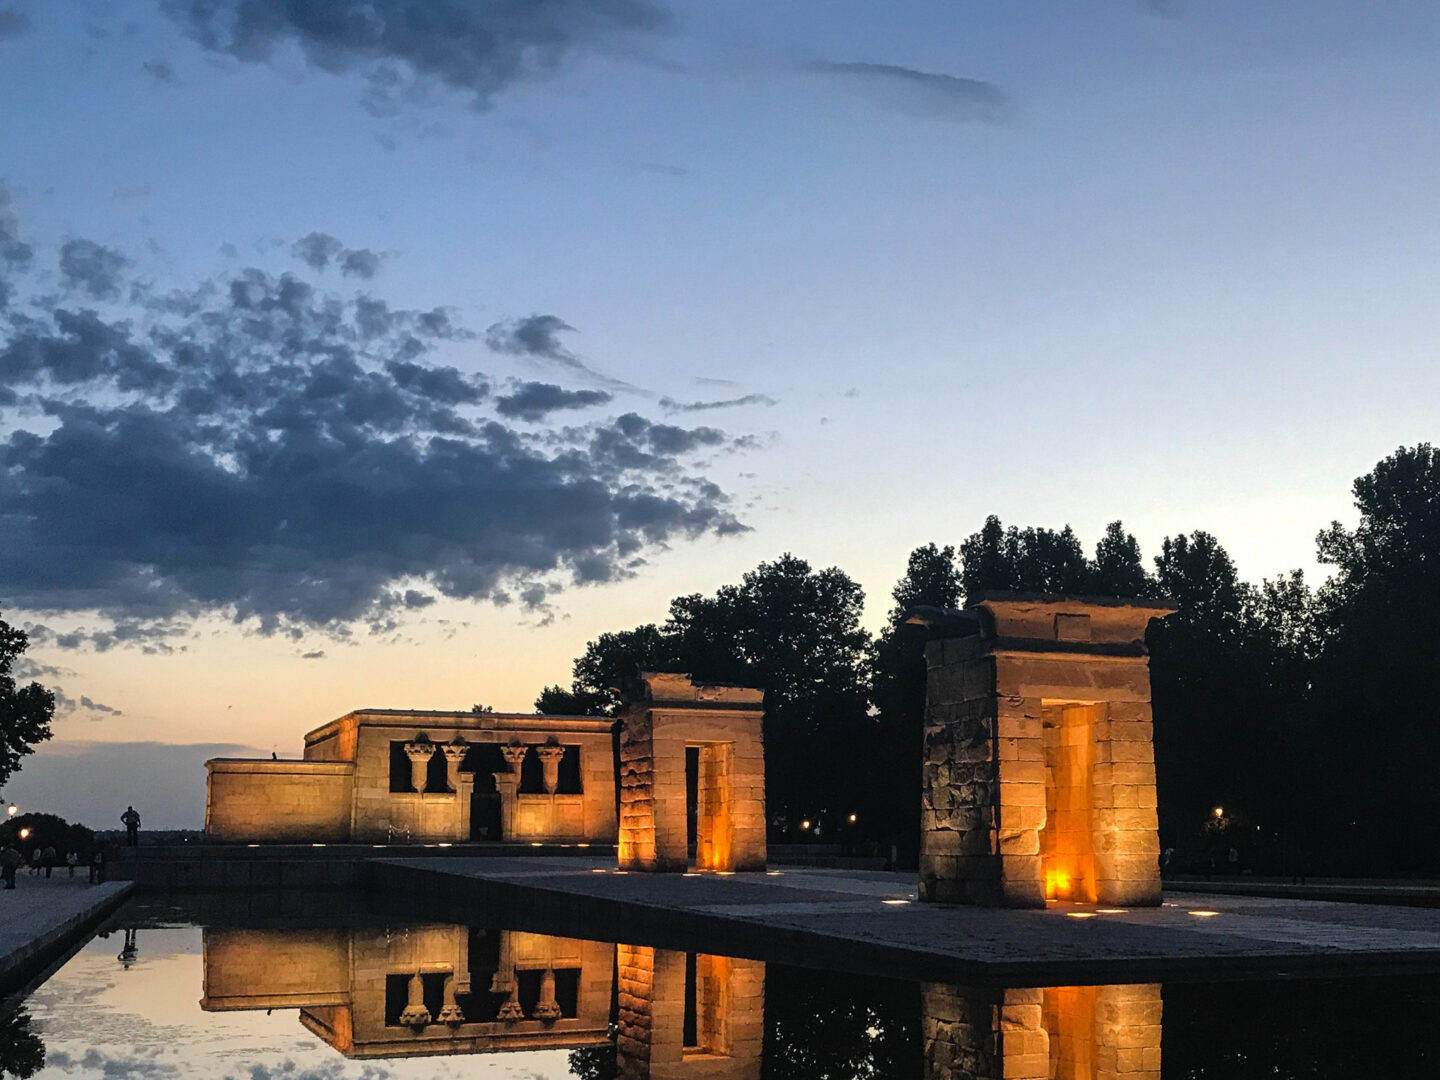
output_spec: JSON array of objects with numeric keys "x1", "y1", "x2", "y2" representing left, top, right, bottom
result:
[{"x1": 7, "y1": 904, "x2": 1440, "y2": 1078}]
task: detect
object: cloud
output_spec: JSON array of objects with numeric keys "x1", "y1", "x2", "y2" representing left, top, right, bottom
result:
[
  {"x1": 485, "y1": 314, "x2": 632, "y2": 389},
  {"x1": 142, "y1": 58, "x2": 178, "y2": 82},
  {"x1": 0, "y1": 221, "x2": 747, "y2": 638},
  {"x1": 496, "y1": 381, "x2": 612, "y2": 421},
  {"x1": 0, "y1": 6, "x2": 28, "y2": 41},
  {"x1": 161, "y1": 0, "x2": 670, "y2": 114},
  {"x1": 660, "y1": 393, "x2": 777, "y2": 413},
  {"x1": 291, "y1": 232, "x2": 383, "y2": 278},
  {"x1": 2, "y1": 740, "x2": 267, "y2": 828},
  {"x1": 807, "y1": 60, "x2": 1009, "y2": 124},
  {"x1": 59, "y1": 239, "x2": 131, "y2": 301},
  {"x1": 79, "y1": 695, "x2": 122, "y2": 715},
  {"x1": 300, "y1": 649, "x2": 325, "y2": 659}
]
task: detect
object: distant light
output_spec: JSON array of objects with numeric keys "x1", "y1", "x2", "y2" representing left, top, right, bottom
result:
[
  {"x1": 613, "y1": 870, "x2": 628, "y2": 875},
  {"x1": 1213, "y1": 806, "x2": 1224, "y2": 818},
  {"x1": 1066, "y1": 912, "x2": 1097, "y2": 919},
  {"x1": 1096, "y1": 908, "x2": 1128, "y2": 914},
  {"x1": 5, "y1": 803, "x2": 16, "y2": 818},
  {"x1": 576, "y1": 843, "x2": 590, "y2": 848},
  {"x1": 436, "y1": 842, "x2": 451, "y2": 848},
  {"x1": 882, "y1": 899, "x2": 910, "y2": 906},
  {"x1": 1189, "y1": 910, "x2": 1220, "y2": 917},
  {"x1": 531, "y1": 842, "x2": 543, "y2": 847},
  {"x1": 18, "y1": 828, "x2": 30, "y2": 839},
  {"x1": 591, "y1": 869, "x2": 607, "y2": 874},
  {"x1": 684, "y1": 872, "x2": 701, "y2": 877},
  {"x1": 800, "y1": 820, "x2": 812, "y2": 831},
  {"x1": 717, "y1": 871, "x2": 736, "y2": 876},
  {"x1": 247, "y1": 844, "x2": 260, "y2": 849},
  {"x1": 766, "y1": 870, "x2": 783, "y2": 876},
  {"x1": 847, "y1": 813, "x2": 857, "y2": 824},
  {"x1": 311, "y1": 843, "x2": 326, "y2": 848}
]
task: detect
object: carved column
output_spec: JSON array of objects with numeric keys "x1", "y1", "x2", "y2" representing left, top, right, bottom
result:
[
  {"x1": 442, "y1": 741, "x2": 472, "y2": 842},
  {"x1": 495, "y1": 743, "x2": 526, "y2": 840},
  {"x1": 404, "y1": 740, "x2": 435, "y2": 793},
  {"x1": 441, "y1": 740, "x2": 468, "y2": 791},
  {"x1": 533, "y1": 968, "x2": 562, "y2": 1022},
  {"x1": 398, "y1": 973, "x2": 431, "y2": 1026},
  {"x1": 437, "y1": 973, "x2": 464, "y2": 1024},
  {"x1": 536, "y1": 743, "x2": 565, "y2": 794}
]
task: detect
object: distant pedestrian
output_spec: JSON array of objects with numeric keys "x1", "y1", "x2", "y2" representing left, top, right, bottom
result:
[
  {"x1": 121, "y1": 806, "x2": 141, "y2": 847},
  {"x1": 1228, "y1": 846, "x2": 1240, "y2": 874},
  {"x1": 65, "y1": 851, "x2": 79, "y2": 878},
  {"x1": 28, "y1": 850, "x2": 40, "y2": 876},
  {"x1": 1, "y1": 844, "x2": 21, "y2": 889},
  {"x1": 1161, "y1": 847, "x2": 1175, "y2": 876},
  {"x1": 42, "y1": 844, "x2": 56, "y2": 878},
  {"x1": 89, "y1": 849, "x2": 105, "y2": 884}
]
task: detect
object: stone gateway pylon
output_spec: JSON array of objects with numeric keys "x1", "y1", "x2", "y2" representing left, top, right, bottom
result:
[
  {"x1": 618, "y1": 673, "x2": 767, "y2": 873},
  {"x1": 915, "y1": 594, "x2": 1174, "y2": 908}
]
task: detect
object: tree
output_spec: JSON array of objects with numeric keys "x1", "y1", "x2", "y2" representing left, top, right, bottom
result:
[
  {"x1": 1310, "y1": 444, "x2": 1440, "y2": 869},
  {"x1": 538, "y1": 556, "x2": 874, "y2": 835},
  {"x1": 0, "y1": 1007, "x2": 45, "y2": 1079},
  {"x1": 1090, "y1": 520, "x2": 1153, "y2": 597},
  {"x1": 959, "y1": 517, "x2": 1091, "y2": 600},
  {"x1": 0, "y1": 615, "x2": 54, "y2": 793},
  {"x1": 870, "y1": 544, "x2": 962, "y2": 849}
]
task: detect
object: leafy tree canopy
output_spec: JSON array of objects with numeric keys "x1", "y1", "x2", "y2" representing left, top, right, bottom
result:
[{"x1": 0, "y1": 615, "x2": 55, "y2": 793}]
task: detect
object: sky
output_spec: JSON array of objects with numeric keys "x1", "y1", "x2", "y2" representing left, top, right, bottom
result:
[{"x1": 2, "y1": 1, "x2": 1439, "y2": 826}]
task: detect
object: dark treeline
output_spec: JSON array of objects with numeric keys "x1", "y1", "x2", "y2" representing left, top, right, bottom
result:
[{"x1": 539, "y1": 444, "x2": 1440, "y2": 875}]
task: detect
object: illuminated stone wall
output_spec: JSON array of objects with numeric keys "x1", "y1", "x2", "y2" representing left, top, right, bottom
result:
[
  {"x1": 202, "y1": 924, "x2": 614, "y2": 1059},
  {"x1": 205, "y1": 709, "x2": 616, "y2": 844},
  {"x1": 619, "y1": 674, "x2": 765, "y2": 873},
  {"x1": 616, "y1": 944, "x2": 764, "y2": 1080},
  {"x1": 920, "y1": 596, "x2": 1172, "y2": 907},
  {"x1": 204, "y1": 760, "x2": 355, "y2": 842},
  {"x1": 923, "y1": 982, "x2": 1161, "y2": 1080}
]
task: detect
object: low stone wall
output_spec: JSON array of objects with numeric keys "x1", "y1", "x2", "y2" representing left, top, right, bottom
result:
[{"x1": 205, "y1": 759, "x2": 355, "y2": 842}]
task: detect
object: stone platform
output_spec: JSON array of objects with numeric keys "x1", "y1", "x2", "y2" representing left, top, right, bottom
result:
[
  {"x1": 0, "y1": 877, "x2": 134, "y2": 996},
  {"x1": 372, "y1": 856, "x2": 1440, "y2": 985}
]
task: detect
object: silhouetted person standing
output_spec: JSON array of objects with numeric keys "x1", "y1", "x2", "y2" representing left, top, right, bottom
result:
[
  {"x1": 41, "y1": 845, "x2": 56, "y2": 878},
  {"x1": 121, "y1": 806, "x2": 141, "y2": 847},
  {"x1": 0, "y1": 844, "x2": 21, "y2": 889}
]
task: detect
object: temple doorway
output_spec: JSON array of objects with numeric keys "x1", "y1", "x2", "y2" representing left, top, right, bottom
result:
[
  {"x1": 1042, "y1": 701, "x2": 1102, "y2": 902},
  {"x1": 463, "y1": 743, "x2": 505, "y2": 841}
]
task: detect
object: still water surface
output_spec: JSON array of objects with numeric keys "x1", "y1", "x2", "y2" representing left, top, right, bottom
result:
[{"x1": 6, "y1": 907, "x2": 1440, "y2": 1078}]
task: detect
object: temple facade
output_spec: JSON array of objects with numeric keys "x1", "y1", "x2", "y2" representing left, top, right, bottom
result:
[{"x1": 205, "y1": 709, "x2": 617, "y2": 845}]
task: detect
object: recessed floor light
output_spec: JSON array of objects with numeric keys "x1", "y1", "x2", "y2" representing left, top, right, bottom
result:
[
  {"x1": 1189, "y1": 910, "x2": 1220, "y2": 917},
  {"x1": 1066, "y1": 912, "x2": 1097, "y2": 919}
]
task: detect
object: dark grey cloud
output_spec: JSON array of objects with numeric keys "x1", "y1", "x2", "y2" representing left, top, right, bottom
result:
[
  {"x1": 0, "y1": 6, "x2": 28, "y2": 41},
  {"x1": 496, "y1": 381, "x2": 612, "y2": 421},
  {"x1": 162, "y1": 0, "x2": 669, "y2": 114},
  {"x1": 59, "y1": 238, "x2": 131, "y2": 300},
  {"x1": 79, "y1": 695, "x2": 122, "y2": 715},
  {"x1": 292, "y1": 231, "x2": 383, "y2": 278},
  {"x1": 660, "y1": 393, "x2": 777, "y2": 413},
  {"x1": 300, "y1": 649, "x2": 326, "y2": 659},
  {"x1": 142, "y1": 58, "x2": 178, "y2": 82},
  {"x1": 808, "y1": 61, "x2": 1009, "y2": 124},
  {"x1": 0, "y1": 221, "x2": 746, "y2": 638},
  {"x1": 485, "y1": 313, "x2": 632, "y2": 389}
]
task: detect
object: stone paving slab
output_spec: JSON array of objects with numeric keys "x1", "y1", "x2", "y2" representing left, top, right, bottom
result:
[
  {"x1": 0, "y1": 877, "x2": 134, "y2": 994},
  {"x1": 373, "y1": 856, "x2": 1440, "y2": 985}
]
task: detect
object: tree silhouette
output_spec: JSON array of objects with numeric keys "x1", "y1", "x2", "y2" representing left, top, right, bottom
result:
[{"x1": 0, "y1": 615, "x2": 54, "y2": 792}]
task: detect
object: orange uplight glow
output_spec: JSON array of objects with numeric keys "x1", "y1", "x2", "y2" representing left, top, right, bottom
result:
[{"x1": 1044, "y1": 868, "x2": 1072, "y2": 900}]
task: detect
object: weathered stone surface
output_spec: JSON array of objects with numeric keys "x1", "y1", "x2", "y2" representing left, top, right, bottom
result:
[{"x1": 921, "y1": 595, "x2": 1167, "y2": 909}]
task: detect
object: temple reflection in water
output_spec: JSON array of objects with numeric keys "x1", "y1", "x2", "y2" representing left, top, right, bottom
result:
[
  {"x1": 200, "y1": 922, "x2": 1159, "y2": 1078},
  {"x1": 923, "y1": 982, "x2": 1162, "y2": 1080}
]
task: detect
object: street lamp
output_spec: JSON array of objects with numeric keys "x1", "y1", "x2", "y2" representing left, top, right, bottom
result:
[
  {"x1": 18, "y1": 827, "x2": 30, "y2": 840},
  {"x1": 5, "y1": 803, "x2": 16, "y2": 818},
  {"x1": 1213, "y1": 806, "x2": 1224, "y2": 819}
]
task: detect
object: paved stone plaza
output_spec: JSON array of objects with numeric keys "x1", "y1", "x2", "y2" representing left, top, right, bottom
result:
[
  {"x1": 0, "y1": 877, "x2": 133, "y2": 992},
  {"x1": 376, "y1": 856, "x2": 1440, "y2": 983}
]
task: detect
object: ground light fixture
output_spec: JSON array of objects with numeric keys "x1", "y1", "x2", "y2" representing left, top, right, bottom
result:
[{"x1": 1189, "y1": 910, "x2": 1221, "y2": 917}]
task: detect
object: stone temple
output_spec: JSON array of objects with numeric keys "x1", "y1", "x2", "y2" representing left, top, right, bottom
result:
[
  {"x1": 916, "y1": 593, "x2": 1174, "y2": 907},
  {"x1": 205, "y1": 594, "x2": 1170, "y2": 902}
]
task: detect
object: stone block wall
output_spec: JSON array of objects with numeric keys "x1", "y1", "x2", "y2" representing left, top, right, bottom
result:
[
  {"x1": 922, "y1": 982, "x2": 1162, "y2": 1080},
  {"x1": 204, "y1": 760, "x2": 355, "y2": 843},
  {"x1": 619, "y1": 674, "x2": 765, "y2": 873},
  {"x1": 919, "y1": 596, "x2": 1170, "y2": 908},
  {"x1": 616, "y1": 944, "x2": 764, "y2": 1080}
]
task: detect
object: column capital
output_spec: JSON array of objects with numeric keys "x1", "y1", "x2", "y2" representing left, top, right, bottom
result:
[
  {"x1": 535, "y1": 745, "x2": 565, "y2": 764},
  {"x1": 404, "y1": 741, "x2": 437, "y2": 763},
  {"x1": 440, "y1": 743, "x2": 468, "y2": 765},
  {"x1": 500, "y1": 743, "x2": 528, "y2": 769}
]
